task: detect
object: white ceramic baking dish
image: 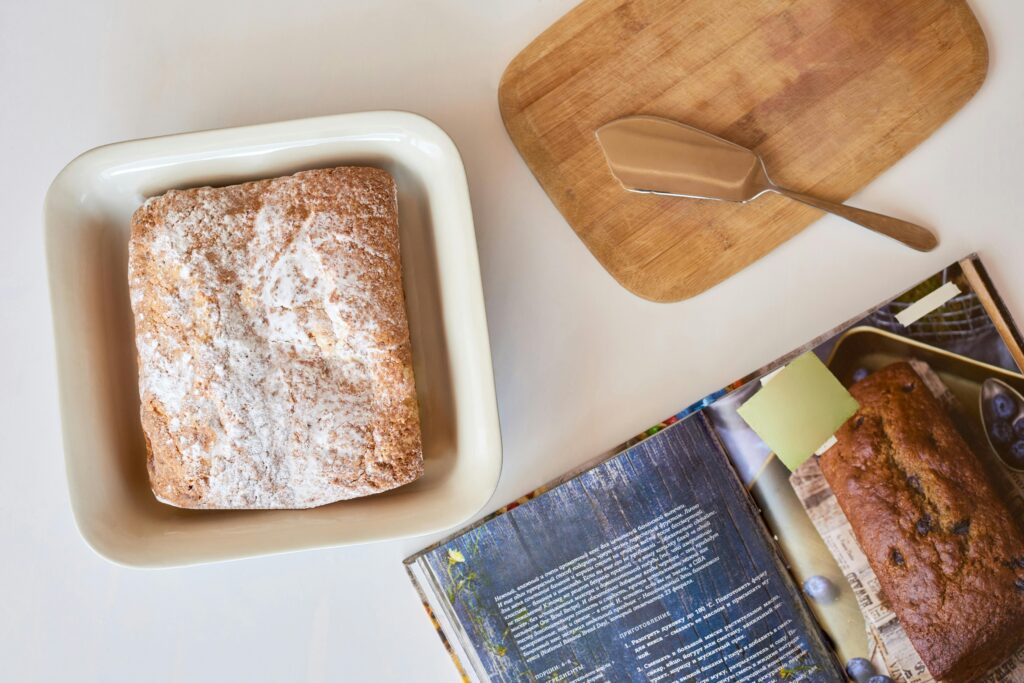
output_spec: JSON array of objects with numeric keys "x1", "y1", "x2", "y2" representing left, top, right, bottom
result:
[{"x1": 45, "y1": 111, "x2": 501, "y2": 567}]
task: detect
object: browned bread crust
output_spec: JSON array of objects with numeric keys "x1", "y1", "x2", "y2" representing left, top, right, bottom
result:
[
  {"x1": 129, "y1": 167, "x2": 423, "y2": 509},
  {"x1": 820, "y1": 362, "x2": 1024, "y2": 682}
]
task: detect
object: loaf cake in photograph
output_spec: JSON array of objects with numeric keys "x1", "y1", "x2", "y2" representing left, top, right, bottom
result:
[
  {"x1": 820, "y1": 362, "x2": 1024, "y2": 682},
  {"x1": 128, "y1": 167, "x2": 423, "y2": 509}
]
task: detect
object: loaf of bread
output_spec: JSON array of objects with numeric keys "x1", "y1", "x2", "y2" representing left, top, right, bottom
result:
[
  {"x1": 128, "y1": 167, "x2": 423, "y2": 509},
  {"x1": 820, "y1": 362, "x2": 1024, "y2": 682}
]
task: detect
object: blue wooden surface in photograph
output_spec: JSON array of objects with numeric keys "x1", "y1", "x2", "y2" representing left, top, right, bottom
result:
[{"x1": 422, "y1": 414, "x2": 842, "y2": 682}]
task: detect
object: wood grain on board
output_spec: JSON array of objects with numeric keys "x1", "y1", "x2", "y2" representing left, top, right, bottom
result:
[{"x1": 499, "y1": 0, "x2": 988, "y2": 301}]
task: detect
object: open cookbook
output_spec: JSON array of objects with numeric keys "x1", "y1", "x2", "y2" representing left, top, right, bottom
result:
[{"x1": 406, "y1": 255, "x2": 1024, "y2": 683}]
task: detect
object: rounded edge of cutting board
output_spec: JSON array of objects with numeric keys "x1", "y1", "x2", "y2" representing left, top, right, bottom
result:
[{"x1": 498, "y1": 0, "x2": 991, "y2": 303}]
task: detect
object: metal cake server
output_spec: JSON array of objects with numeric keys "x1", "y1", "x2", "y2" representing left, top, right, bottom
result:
[{"x1": 596, "y1": 116, "x2": 938, "y2": 252}]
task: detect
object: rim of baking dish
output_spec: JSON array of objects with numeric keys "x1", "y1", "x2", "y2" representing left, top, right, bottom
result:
[{"x1": 44, "y1": 111, "x2": 503, "y2": 567}]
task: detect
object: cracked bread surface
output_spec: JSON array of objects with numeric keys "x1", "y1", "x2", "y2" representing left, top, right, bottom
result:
[
  {"x1": 820, "y1": 362, "x2": 1024, "y2": 682},
  {"x1": 128, "y1": 167, "x2": 423, "y2": 509}
]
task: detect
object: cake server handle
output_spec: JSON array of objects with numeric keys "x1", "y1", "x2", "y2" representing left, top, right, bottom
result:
[{"x1": 769, "y1": 185, "x2": 939, "y2": 252}]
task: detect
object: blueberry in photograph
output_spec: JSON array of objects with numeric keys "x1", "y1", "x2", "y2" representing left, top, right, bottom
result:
[
  {"x1": 992, "y1": 392, "x2": 1017, "y2": 419},
  {"x1": 867, "y1": 676, "x2": 894, "y2": 683},
  {"x1": 803, "y1": 575, "x2": 839, "y2": 603},
  {"x1": 992, "y1": 420, "x2": 1014, "y2": 444},
  {"x1": 1015, "y1": 417, "x2": 1024, "y2": 439},
  {"x1": 1010, "y1": 441, "x2": 1024, "y2": 467},
  {"x1": 851, "y1": 367, "x2": 870, "y2": 383},
  {"x1": 845, "y1": 657, "x2": 875, "y2": 682}
]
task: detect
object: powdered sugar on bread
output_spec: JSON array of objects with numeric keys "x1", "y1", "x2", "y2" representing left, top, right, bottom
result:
[{"x1": 129, "y1": 167, "x2": 423, "y2": 509}]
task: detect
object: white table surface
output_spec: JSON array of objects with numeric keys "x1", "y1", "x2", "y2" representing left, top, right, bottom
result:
[{"x1": 2, "y1": 1, "x2": 1022, "y2": 680}]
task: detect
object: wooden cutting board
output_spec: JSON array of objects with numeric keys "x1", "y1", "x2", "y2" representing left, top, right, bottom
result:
[{"x1": 499, "y1": 0, "x2": 987, "y2": 302}]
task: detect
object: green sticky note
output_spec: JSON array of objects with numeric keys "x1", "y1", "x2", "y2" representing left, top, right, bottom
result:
[{"x1": 737, "y1": 352, "x2": 859, "y2": 471}]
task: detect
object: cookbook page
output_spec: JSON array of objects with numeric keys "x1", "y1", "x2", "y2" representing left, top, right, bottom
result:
[
  {"x1": 700, "y1": 255, "x2": 1024, "y2": 682},
  {"x1": 408, "y1": 414, "x2": 842, "y2": 683}
]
